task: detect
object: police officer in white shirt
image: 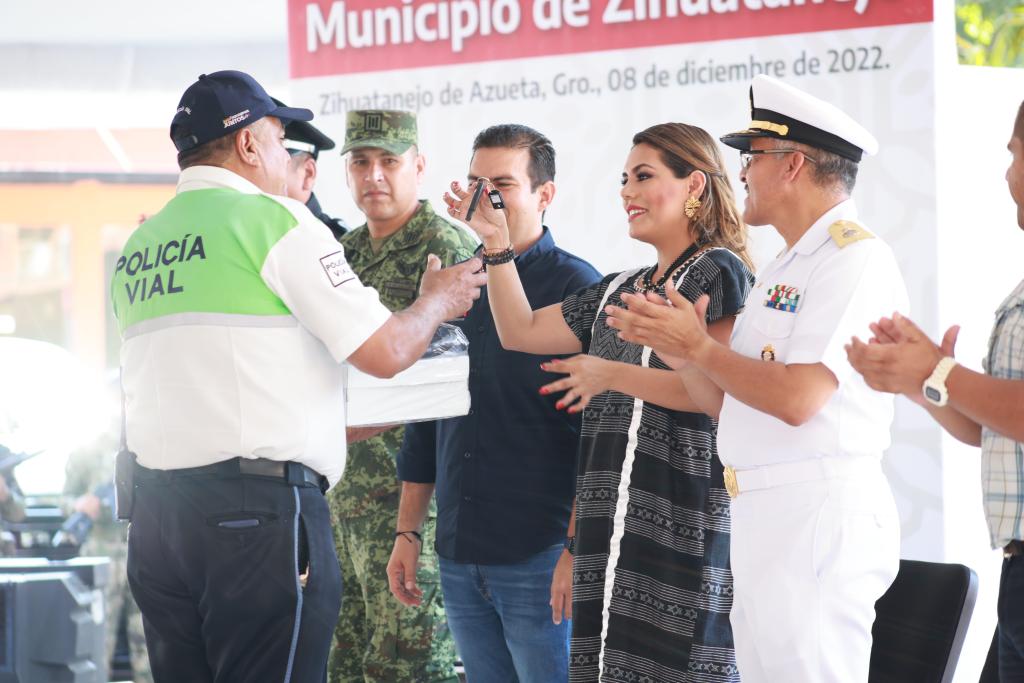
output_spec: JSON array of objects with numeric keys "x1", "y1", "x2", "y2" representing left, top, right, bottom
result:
[
  {"x1": 604, "y1": 75, "x2": 908, "y2": 682},
  {"x1": 111, "y1": 71, "x2": 486, "y2": 683}
]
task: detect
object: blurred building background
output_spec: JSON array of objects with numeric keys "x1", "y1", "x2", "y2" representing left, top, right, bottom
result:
[{"x1": 0, "y1": 0, "x2": 290, "y2": 373}]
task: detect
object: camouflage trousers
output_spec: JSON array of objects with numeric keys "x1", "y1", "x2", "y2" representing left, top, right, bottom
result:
[
  {"x1": 329, "y1": 502, "x2": 458, "y2": 683},
  {"x1": 87, "y1": 532, "x2": 151, "y2": 683}
]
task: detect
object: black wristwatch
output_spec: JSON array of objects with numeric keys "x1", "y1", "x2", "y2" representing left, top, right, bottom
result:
[{"x1": 563, "y1": 535, "x2": 576, "y2": 556}]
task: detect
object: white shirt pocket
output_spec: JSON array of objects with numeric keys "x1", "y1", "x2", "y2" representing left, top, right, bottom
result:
[{"x1": 752, "y1": 306, "x2": 798, "y2": 339}]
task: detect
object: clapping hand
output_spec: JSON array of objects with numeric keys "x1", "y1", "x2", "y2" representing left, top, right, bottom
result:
[
  {"x1": 604, "y1": 285, "x2": 711, "y2": 367},
  {"x1": 845, "y1": 312, "x2": 958, "y2": 403}
]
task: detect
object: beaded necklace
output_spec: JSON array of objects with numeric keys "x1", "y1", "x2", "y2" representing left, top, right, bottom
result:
[{"x1": 633, "y1": 243, "x2": 705, "y2": 294}]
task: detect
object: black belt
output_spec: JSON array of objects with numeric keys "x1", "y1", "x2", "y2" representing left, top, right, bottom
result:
[
  {"x1": 1005, "y1": 540, "x2": 1024, "y2": 558},
  {"x1": 135, "y1": 457, "x2": 328, "y2": 494}
]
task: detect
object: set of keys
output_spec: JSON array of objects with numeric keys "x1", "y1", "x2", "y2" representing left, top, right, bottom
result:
[{"x1": 465, "y1": 178, "x2": 505, "y2": 221}]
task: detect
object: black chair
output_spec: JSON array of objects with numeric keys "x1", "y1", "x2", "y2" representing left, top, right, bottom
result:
[{"x1": 869, "y1": 560, "x2": 978, "y2": 683}]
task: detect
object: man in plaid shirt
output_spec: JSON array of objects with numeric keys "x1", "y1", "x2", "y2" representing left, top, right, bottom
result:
[{"x1": 846, "y1": 98, "x2": 1024, "y2": 678}]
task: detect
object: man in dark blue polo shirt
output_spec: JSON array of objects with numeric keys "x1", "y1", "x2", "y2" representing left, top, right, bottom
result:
[{"x1": 387, "y1": 124, "x2": 601, "y2": 681}]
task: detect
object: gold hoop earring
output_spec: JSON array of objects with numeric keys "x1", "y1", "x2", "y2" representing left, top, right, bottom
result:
[{"x1": 684, "y1": 196, "x2": 701, "y2": 219}]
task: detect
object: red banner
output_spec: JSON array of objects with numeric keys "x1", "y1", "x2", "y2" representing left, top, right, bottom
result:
[{"x1": 288, "y1": 0, "x2": 933, "y2": 78}]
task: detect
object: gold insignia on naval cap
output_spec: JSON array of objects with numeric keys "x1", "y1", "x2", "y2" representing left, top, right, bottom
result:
[
  {"x1": 828, "y1": 220, "x2": 874, "y2": 249},
  {"x1": 750, "y1": 120, "x2": 789, "y2": 136}
]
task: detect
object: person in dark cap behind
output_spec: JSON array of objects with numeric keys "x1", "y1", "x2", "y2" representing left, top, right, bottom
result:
[
  {"x1": 284, "y1": 118, "x2": 350, "y2": 240},
  {"x1": 110, "y1": 70, "x2": 486, "y2": 682},
  {"x1": 604, "y1": 74, "x2": 908, "y2": 681},
  {"x1": 327, "y1": 108, "x2": 475, "y2": 683}
]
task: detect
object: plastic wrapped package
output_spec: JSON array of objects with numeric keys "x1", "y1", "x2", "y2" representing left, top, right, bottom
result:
[{"x1": 345, "y1": 323, "x2": 470, "y2": 427}]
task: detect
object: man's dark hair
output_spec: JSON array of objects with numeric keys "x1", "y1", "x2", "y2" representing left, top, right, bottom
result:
[
  {"x1": 177, "y1": 133, "x2": 236, "y2": 171},
  {"x1": 471, "y1": 124, "x2": 555, "y2": 191}
]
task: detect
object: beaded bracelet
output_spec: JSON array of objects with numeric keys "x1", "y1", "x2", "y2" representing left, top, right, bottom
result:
[
  {"x1": 396, "y1": 530, "x2": 423, "y2": 545},
  {"x1": 481, "y1": 245, "x2": 515, "y2": 267}
]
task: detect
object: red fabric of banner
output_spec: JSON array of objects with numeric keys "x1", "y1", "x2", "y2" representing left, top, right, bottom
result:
[{"x1": 289, "y1": 0, "x2": 933, "y2": 78}]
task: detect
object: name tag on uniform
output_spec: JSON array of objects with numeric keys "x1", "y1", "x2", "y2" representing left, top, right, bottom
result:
[
  {"x1": 382, "y1": 279, "x2": 417, "y2": 299},
  {"x1": 764, "y1": 284, "x2": 800, "y2": 312}
]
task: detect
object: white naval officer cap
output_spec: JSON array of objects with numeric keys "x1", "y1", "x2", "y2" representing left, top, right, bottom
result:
[{"x1": 720, "y1": 75, "x2": 878, "y2": 163}]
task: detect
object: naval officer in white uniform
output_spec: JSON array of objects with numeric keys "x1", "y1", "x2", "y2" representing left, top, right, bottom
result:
[{"x1": 604, "y1": 74, "x2": 908, "y2": 682}]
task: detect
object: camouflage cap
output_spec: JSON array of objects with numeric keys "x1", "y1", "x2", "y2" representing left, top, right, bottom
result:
[{"x1": 341, "y1": 110, "x2": 418, "y2": 156}]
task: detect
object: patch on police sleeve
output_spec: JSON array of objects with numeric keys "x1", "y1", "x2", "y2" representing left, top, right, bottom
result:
[{"x1": 320, "y1": 251, "x2": 356, "y2": 288}]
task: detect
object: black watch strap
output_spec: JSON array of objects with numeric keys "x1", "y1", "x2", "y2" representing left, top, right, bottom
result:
[{"x1": 563, "y1": 535, "x2": 576, "y2": 556}]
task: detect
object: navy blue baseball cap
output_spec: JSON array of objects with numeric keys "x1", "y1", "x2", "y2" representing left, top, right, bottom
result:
[
  {"x1": 170, "y1": 70, "x2": 314, "y2": 153},
  {"x1": 284, "y1": 118, "x2": 335, "y2": 160}
]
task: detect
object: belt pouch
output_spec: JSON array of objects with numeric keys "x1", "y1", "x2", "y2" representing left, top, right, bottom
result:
[{"x1": 114, "y1": 449, "x2": 137, "y2": 521}]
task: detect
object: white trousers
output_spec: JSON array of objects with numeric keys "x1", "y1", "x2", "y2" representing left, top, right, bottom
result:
[{"x1": 729, "y1": 464, "x2": 900, "y2": 683}]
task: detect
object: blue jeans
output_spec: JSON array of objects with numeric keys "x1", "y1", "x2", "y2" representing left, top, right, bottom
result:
[{"x1": 438, "y1": 544, "x2": 569, "y2": 683}]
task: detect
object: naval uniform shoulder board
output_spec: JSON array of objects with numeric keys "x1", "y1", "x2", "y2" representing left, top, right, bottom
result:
[{"x1": 828, "y1": 220, "x2": 874, "y2": 249}]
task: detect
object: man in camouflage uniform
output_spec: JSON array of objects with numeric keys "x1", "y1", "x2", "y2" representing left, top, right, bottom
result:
[
  {"x1": 64, "y1": 436, "x2": 151, "y2": 683},
  {"x1": 329, "y1": 109, "x2": 476, "y2": 683}
]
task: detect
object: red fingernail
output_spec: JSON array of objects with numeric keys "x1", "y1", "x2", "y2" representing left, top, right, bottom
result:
[
  {"x1": 539, "y1": 387, "x2": 548, "y2": 395},
  {"x1": 555, "y1": 402, "x2": 564, "y2": 409}
]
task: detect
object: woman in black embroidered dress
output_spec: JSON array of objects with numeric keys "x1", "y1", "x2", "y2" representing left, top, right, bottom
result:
[{"x1": 444, "y1": 123, "x2": 754, "y2": 683}]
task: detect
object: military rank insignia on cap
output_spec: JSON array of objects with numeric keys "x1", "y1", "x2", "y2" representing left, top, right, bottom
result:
[
  {"x1": 341, "y1": 110, "x2": 418, "y2": 156},
  {"x1": 721, "y1": 75, "x2": 878, "y2": 162}
]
